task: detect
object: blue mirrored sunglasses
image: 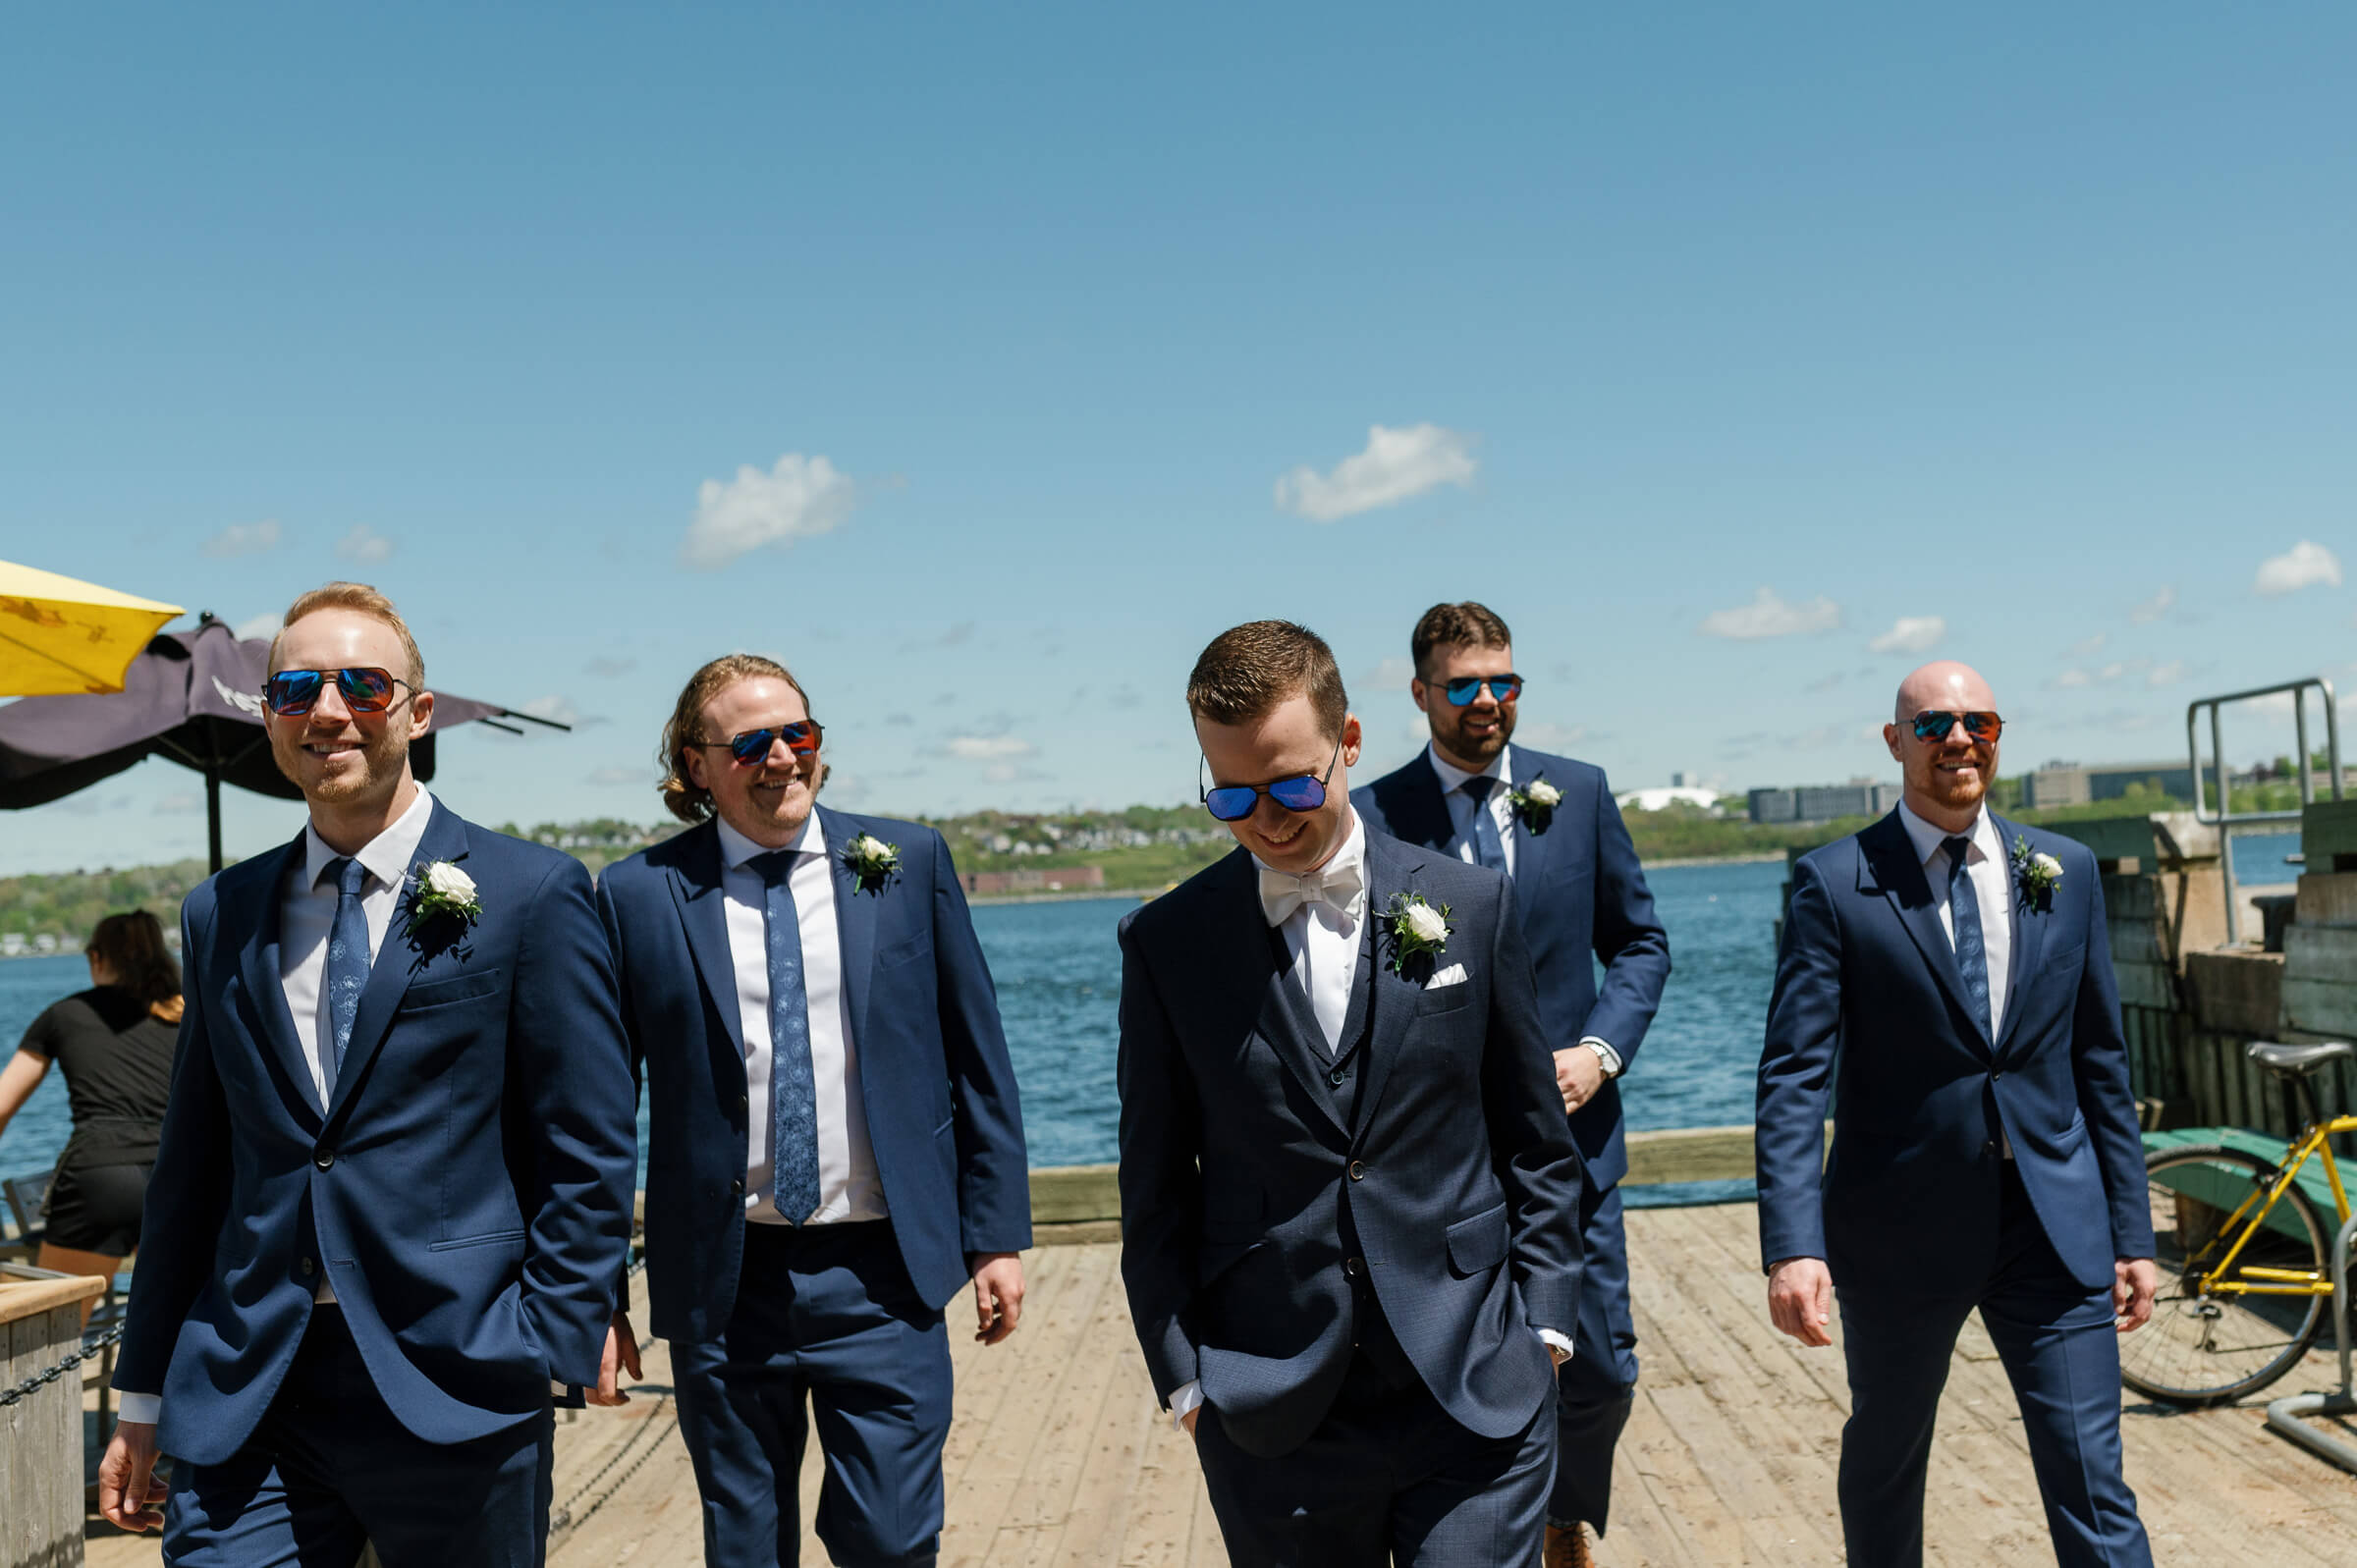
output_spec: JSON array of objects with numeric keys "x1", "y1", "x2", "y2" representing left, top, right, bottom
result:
[
  {"x1": 1200, "y1": 734, "x2": 1343, "y2": 823},
  {"x1": 1910, "y1": 710, "x2": 2002, "y2": 743},
  {"x1": 1443, "y1": 674, "x2": 1522, "y2": 705},
  {"x1": 695, "y1": 721, "x2": 823, "y2": 766},
  {"x1": 261, "y1": 667, "x2": 409, "y2": 717}
]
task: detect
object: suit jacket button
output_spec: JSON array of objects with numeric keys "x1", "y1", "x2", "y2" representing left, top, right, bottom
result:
[
  {"x1": 313, "y1": 1149, "x2": 335, "y2": 1170},
  {"x1": 1347, "y1": 1161, "x2": 1366, "y2": 1182},
  {"x1": 300, "y1": 1257, "x2": 317, "y2": 1276},
  {"x1": 1343, "y1": 1257, "x2": 1363, "y2": 1277},
  {"x1": 731, "y1": 1179, "x2": 745, "y2": 1197},
  {"x1": 1992, "y1": 1071, "x2": 2003, "y2": 1082},
  {"x1": 1328, "y1": 1067, "x2": 1346, "y2": 1088}
]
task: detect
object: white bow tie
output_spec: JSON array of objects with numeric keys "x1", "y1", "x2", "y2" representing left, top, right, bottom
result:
[{"x1": 1259, "y1": 859, "x2": 1366, "y2": 927}]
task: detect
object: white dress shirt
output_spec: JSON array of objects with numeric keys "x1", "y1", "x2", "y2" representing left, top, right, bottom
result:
[
  {"x1": 1896, "y1": 800, "x2": 2017, "y2": 1157},
  {"x1": 1423, "y1": 742, "x2": 1622, "y2": 1077},
  {"x1": 715, "y1": 813, "x2": 887, "y2": 1225}
]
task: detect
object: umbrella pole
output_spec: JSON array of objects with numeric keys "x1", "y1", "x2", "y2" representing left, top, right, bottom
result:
[{"x1": 206, "y1": 769, "x2": 224, "y2": 875}]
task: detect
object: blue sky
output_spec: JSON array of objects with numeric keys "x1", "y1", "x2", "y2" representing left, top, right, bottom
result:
[{"x1": 3, "y1": 6, "x2": 2352, "y2": 873}]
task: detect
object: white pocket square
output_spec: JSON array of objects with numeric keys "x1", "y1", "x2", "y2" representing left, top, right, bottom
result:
[{"x1": 1424, "y1": 962, "x2": 1469, "y2": 990}]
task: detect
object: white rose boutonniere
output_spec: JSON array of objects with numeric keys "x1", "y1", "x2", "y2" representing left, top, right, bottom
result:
[
  {"x1": 1507, "y1": 775, "x2": 1562, "y2": 836},
  {"x1": 843, "y1": 833, "x2": 902, "y2": 894},
  {"x1": 2010, "y1": 836, "x2": 2064, "y2": 913},
  {"x1": 405, "y1": 860, "x2": 482, "y2": 944},
  {"x1": 1382, "y1": 892, "x2": 1453, "y2": 976}
]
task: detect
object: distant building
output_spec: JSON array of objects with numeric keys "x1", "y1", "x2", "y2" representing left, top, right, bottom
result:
[
  {"x1": 2021, "y1": 760, "x2": 2195, "y2": 809},
  {"x1": 960, "y1": 865, "x2": 1108, "y2": 895},
  {"x1": 1750, "y1": 781, "x2": 1901, "y2": 825},
  {"x1": 1748, "y1": 787, "x2": 1798, "y2": 824},
  {"x1": 1617, "y1": 785, "x2": 1722, "y2": 813}
]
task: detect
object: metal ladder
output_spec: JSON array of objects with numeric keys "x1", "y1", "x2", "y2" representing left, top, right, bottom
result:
[{"x1": 2186, "y1": 676, "x2": 2342, "y2": 945}]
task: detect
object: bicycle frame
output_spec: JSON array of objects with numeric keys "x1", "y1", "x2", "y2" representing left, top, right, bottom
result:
[{"x1": 2187, "y1": 1114, "x2": 2357, "y2": 1299}]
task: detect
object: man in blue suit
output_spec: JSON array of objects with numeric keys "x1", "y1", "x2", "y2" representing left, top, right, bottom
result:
[
  {"x1": 1120, "y1": 620, "x2": 1584, "y2": 1566},
  {"x1": 1352, "y1": 601, "x2": 1669, "y2": 1568},
  {"x1": 97, "y1": 582, "x2": 640, "y2": 1566},
  {"x1": 1756, "y1": 660, "x2": 2159, "y2": 1568},
  {"x1": 598, "y1": 653, "x2": 1031, "y2": 1568}
]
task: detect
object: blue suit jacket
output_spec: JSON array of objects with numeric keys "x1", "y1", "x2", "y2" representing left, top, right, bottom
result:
[
  {"x1": 1353, "y1": 748, "x2": 1671, "y2": 1188},
  {"x1": 114, "y1": 802, "x2": 641, "y2": 1464},
  {"x1": 1117, "y1": 828, "x2": 1585, "y2": 1459},
  {"x1": 596, "y1": 808, "x2": 1031, "y2": 1344},
  {"x1": 1755, "y1": 810, "x2": 2156, "y2": 1294}
]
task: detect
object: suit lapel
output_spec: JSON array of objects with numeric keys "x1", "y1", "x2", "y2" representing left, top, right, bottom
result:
[
  {"x1": 1215, "y1": 855, "x2": 1349, "y2": 1144},
  {"x1": 236, "y1": 832, "x2": 325, "y2": 1125},
  {"x1": 1991, "y1": 815, "x2": 2046, "y2": 1055},
  {"x1": 1348, "y1": 833, "x2": 1416, "y2": 1136},
  {"x1": 1506, "y1": 749, "x2": 1552, "y2": 892},
  {"x1": 668, "y1": 821, "x2": 747, "y2": 1061},
  {"x1": 325, "y1": 803, "x2": 470, "y2": 1124},
  {"x1": 819, "y1": 808, "x2": 878, "y2": 1052},
  {"x1": 1857, "y1": 811, "x2": 1992, "y2": 1055},
  {"x1": 1390, "y1": 753, "x2": 1458, "y2": 853}
]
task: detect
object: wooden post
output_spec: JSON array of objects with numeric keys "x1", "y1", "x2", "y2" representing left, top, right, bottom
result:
[{"x1": 1, "y1": 1273, "x2": 108, "y2": 1568}]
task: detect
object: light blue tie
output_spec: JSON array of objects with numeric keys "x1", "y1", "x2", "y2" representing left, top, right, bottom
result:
[
  {"x1": 1944, "y1": 836, "x2": 1994, "y2": 1041},
  {"x1": 751, "y1": 850, "x2": 821, "y2": 1223},
  {"x1": 322, "y1": 855, "x2": 371, "y2": 1095},
  {"x1": 1461, "y1": 776, "x2": 1509, "y2": 877}
]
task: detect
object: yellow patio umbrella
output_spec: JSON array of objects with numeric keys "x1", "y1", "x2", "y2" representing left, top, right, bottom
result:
[{"x1": 0, "y1": 559, "x2": 185, "y2": 696}]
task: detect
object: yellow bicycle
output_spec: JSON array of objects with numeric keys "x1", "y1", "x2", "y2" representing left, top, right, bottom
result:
[{"x1": 2122, "y1": 1039, "x2": 2356, "y2": 1407}]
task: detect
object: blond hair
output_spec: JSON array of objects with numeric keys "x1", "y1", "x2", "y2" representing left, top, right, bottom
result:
[
  {"x1": 269, "y1": 582, "x2": 425, "y2": 688},
  {"x1": 657, "y1": 654, "x2": 816, "y2": 824},
  {"x1": 1186, "y1": 621, "x2": 1348, "y2": 742}
]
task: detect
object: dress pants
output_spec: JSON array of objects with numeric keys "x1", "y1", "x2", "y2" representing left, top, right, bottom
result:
[
  {"x1": 163, "y1": 1305, "x2": 554, "y2": 1568},
  {"x1": 1836, "y1": 1164, "x2": 2153, "y2": 1568},
  {"x1": 671, "y1": 1219, "x2": 953, "y2": 1568},
  {"x1": 1548, "y1": 1177, "x2": 1637, "y2": 1535},
  {"x1": 1194, "y1": 1351, "x2": 1558, "y2": 1568}
]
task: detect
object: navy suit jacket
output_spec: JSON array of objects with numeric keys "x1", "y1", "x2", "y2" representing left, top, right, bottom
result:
[
  {"x1": 1353, "y1": 748, "x2": 1671, "y2": 1188},
  {"x1": 115, "y1": 802, "x2": 641, "y2": 1464},
  {"x1": 1116, "y1": 828, "x2": 1585, "y2": 1459},
  {"x1": 1755, "y1": 810, "x2": 2156, "y2": 1295},
  {"x1": 597, "y1": 808, "x2": 1031, "y2": 1344}
]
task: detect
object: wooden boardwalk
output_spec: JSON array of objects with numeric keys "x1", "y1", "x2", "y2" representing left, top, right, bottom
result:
[{"x1": 86, "y1": 1202, "x2": 2357, "y2": 1566}]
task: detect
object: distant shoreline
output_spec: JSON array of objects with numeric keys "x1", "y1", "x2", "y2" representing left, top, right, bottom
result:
[{"x1": 966, "y1": 851, "x2": 1790, "y2": 907}]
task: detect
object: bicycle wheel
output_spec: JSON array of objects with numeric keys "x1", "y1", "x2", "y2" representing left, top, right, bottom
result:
[{"x1": 2120, "y1": 1144, "x2": 2331, "y2": 1407}]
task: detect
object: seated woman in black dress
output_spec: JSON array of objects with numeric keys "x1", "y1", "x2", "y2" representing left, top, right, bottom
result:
[{"x1": 0, "y1": 910, "x2": 183, "y2": 1311}]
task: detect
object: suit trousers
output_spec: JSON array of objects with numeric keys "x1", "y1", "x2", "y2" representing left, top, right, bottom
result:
[
  {"x1": 671, "y1": 1219, "x2": 953, "y2": 1568},
  {"x1": 1548, "y1": 1176, "x2": 1637, "y2": 1535},
  {"x1": 1836, "y1": 1164, "x2": 2153, "y2": 1568},
  {"x1": 1194, "y1": 1350, "x2": 1558, "y2": 1568},
  {"x1": 162, "y1": 1305, "x2": 554, "y2": 1568}
]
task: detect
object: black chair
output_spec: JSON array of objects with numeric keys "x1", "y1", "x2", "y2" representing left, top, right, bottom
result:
[{"x1": 1, "y1": 1165, "x2": 51, "y2": 1263}]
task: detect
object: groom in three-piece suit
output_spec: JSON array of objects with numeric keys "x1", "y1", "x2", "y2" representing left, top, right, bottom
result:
[
  {"x1": 100, "y1": 584, "x2": 641, "y2": 1566},
  {"x1": 1756, "y1": 660, "x2": 2158, "y2": 1568},
  {"x1": 1119, "y1": 620, "x2": 1585, "y2": 1567},
  {"x1": 598, "y1": 653, "x2": 1031, "y2": 1568},
  {"x1": 1353, "y1": 602, "x2": 1669, "y2": 1568}
]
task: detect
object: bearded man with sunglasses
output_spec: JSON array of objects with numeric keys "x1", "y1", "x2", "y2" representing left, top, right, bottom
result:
[
  {"x1": 1118, "y1": 620, "x2": 1584, "y2": 1566},
  {"x1": 1756, "y1": 660, "x2": 2158, "y2": 1568},
  {"x1": 98, "y1": 582, "x2": 640, "y2": 1567},
  {"x1": 1352, "y1": 601, "x2": 1671, "y2": 1568},
  {"x1": 594, "y1": 654, "x2": 1030, "y2": 1568}
]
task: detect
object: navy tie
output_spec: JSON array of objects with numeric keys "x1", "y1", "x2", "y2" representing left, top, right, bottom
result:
[
  {"x1": 1460, "y1": 776, "x2": 1510, "y2": 877},
  {"x1": 750, "y1": 850, "x2": 821, "y2": 1224},
  {"x1": 322, "y1": 855, "x2": 371, "y2": 1095},
  {"x1": 1943, "y1": 836, "x2": 1995, "y2": 1041}
]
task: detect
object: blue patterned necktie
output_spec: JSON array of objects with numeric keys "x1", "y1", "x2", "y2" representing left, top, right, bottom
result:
[
  {"x1": 1943, "y1": 836, "x2": 1995, "y2": 1041},
  {"x1": 322, "y1": 855, "x2": 371, "y2": 1095},
  {"x1": 1460, "y1": 776, "x2": 1510, "y2": 877},
  {"x1": 750, "y1": 849, "x2": 821, "y2": 1224}
]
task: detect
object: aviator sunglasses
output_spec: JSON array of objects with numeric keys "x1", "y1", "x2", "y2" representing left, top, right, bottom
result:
[
  {"x1": 262, "y1": 667, "x2": 412, "y2": 717},
  {"x1": 1441, "y1": 674, "x2": 1523, "y2": 705},
  {"x1": 1911, "y1": 710, "x2": 2003, "y2": 743},
  {"x1": 1200, "y1": 733, "x2": 1343, "y2": 823},
  {"x1": 694, "y1": 721, "x2": 825, "y2": 767}
]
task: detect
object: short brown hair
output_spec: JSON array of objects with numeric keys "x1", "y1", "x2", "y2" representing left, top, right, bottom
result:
[
  {"x1": 269, "y1": 582, "x2": 425, "y2": 688},
  {"x1": 658, "y1": 653, "x2": 815, "y2": 824},
  {"x1": 1186, "y1": 621, "x2": 1348, "y2": 741},
  {"x1": 1410, "y1": 601, "x2": 1512, "y2": 676}
]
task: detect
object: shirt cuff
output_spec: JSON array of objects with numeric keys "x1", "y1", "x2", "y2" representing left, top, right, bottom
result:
[
  {"x1": 1538, "y1": 1327, "x2": 1575, "y2": 1362},
  {"x1": 1579, "y1": 1036, "x2": 1622, "y2": 1077},
  {"x1": 115, "y1": 1391, "x2": 161, "y2": 1425},
  {"x1": 1169, "y1": 1379, "x2": 1204, "y2": 1431}
]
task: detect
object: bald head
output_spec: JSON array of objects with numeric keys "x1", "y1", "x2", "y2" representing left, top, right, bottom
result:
[{"x1": 1894, "y1": 661, "x2": 1996, "y2": 726}]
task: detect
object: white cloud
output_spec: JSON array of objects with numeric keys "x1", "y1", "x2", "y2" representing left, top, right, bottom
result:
[
  {"x1": 1273, "y1": 423, "x2": 1476, "y2": 522},
  {"x1": 234, "y1": 611, "x2": 282, "y2": 641},
  {"x1": 2069, "y1": 632, "x2": 2109, "y2": 657},
  {"x1": 1515, "y1": 721, "x2": 1587, "y2": 750},
  {"x1": 152, "y1": 791, "x2": 201, "y2": 815},
  {"x1": 2255, "y1": 541, "x2": 2342, "y2": 597},
  {"x1": 521, "y1": 695, "x2": 581, "y2": 727},
  {"x1": 2129, "y1": 586, "x2": 2175, "y2": 624},
  {"x1": 1698, "y1": 587, "x2": 1841, "y2": 640},
  {"x1": 336, "y1": 524, "x2": 394, "y2": 564},
  {"x1": 589, "y1": 765, "x2": 644, "y2": 785},
  {"x1": 682, "y1": 453, "x2": 857, "y2": 569},
  {"x1": 945, "y1": 735, "x2": 1034, "y2": 760},
  {"x1": 2146, "y1": 661, "x2": 2188, "y2": 689},
  {"x1": 201, "y1": 518, "x2": 281, "y2": 557},
  {"x1": 2048, "y1": 668, "x2": 2092, "y2": 689},
  {"x1": 1868, "y1": 616, "x2": 1946, "y2": 655},
  {"x1": 1359, "y1": 657, "x2": 1417, "y2": 694}
]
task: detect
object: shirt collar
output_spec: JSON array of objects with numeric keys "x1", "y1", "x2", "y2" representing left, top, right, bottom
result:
[
  {"x1": 303, "y1": 786, "x2": 435, "y2": 892},
  {"x1": 716, "y1": 809, "x2": 826, "y2": 872},
  {"x1": 1251, "y1": 805, "x2": 1367, "y2": 885},
  {"x1": 1424, "y1": 739, "x2": 1512, "y2": 797},
  {"x1": 1896, "y1": 797, "x2": 1999, "y2": 866}
]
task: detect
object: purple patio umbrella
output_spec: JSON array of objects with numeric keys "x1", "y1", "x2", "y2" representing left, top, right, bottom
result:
[{"x1": 0, "y1": 613, "x2": 566, "y2": 871}]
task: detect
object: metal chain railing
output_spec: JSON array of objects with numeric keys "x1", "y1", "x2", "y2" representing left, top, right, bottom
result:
[{"x1": 0, "y1": 1320, "x2": 124, "y2": 1409}]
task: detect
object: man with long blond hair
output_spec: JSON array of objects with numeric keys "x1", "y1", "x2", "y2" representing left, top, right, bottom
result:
[{"x1": 98, "y1": 582, "x2": 639, "y2": 1568}]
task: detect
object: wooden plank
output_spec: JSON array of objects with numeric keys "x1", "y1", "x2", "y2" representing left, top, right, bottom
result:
[
  {"x1": 2302, "y1": 798, "x2": 2357, "y2": 872},
  {"x1": 2294, "y1": 872, "x2": 2357, "y2": 928},
  {"x1": 2281, "y1": 977, "x2": 2357, "y2": 1037},
  {"x1": 2284, "y1": 923, "x2": 2357, "y2": 985},
  {"x1": 1029, "y1": 1165, "x2": 1121, "y2": 1224},
  {"x1": 2115, "y1": 959, "x2": 2176, "y2": 1012}
]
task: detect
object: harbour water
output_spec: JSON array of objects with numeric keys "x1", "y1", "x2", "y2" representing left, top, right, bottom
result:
[{"x1": 0, "y1": 834, "x2": 2308, "y2": 1194}]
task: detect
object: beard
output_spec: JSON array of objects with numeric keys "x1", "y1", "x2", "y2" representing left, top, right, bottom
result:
[
  {"x1": 1922, "y1": 750, "x2": 1994, "y2": 810},
  {"x1": 270, "y1": 725, "x2": 411, "y2": 804},
  {"x1": 1438, "y1": 704, "x2": 1515, "y2": 765}
]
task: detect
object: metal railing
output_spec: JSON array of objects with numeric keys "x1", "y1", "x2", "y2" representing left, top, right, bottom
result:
[{"x1": 2187, "y1": 676, "x2": 2342, "y2": 946}]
